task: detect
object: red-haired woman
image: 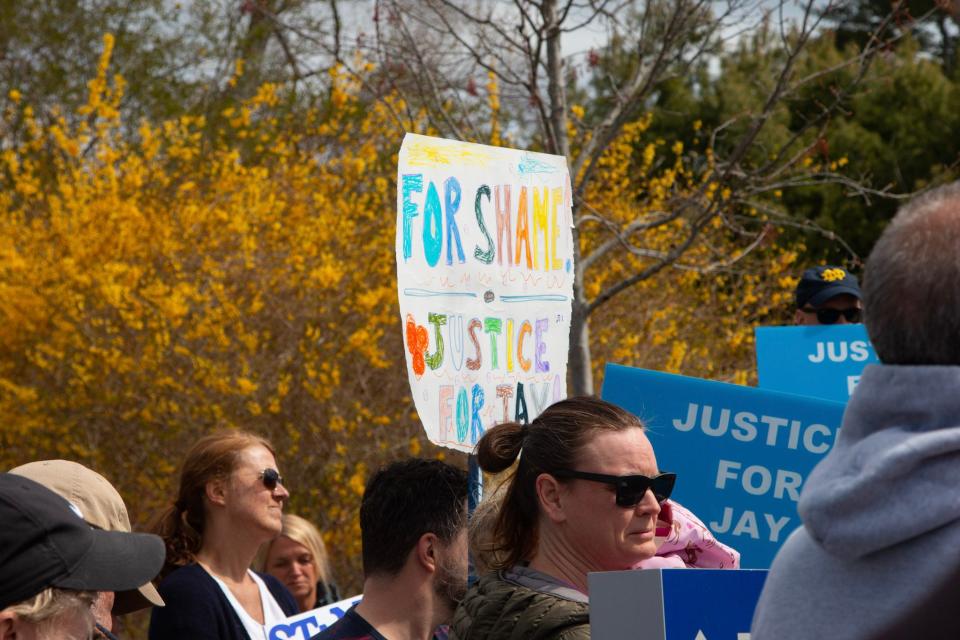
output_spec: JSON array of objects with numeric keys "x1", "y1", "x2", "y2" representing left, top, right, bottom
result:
[{"x1": 149, "y1": 430, "x2": 298, "y2": 640}]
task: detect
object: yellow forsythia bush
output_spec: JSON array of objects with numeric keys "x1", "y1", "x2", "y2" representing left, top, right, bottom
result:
[
  {"x1": 0, "y1": 35, "x2": 435, "y2": 592},
  {"x1": 0, "y1": 36, "x2": 800, "y2": 602}
]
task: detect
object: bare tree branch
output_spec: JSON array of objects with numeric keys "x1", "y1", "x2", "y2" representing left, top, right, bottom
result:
[
  {"x1": 578, "y1": 207, "x2": 685, "y2": 271},
  {"x1": 572, "y1": 0, "x2": 735, "y2": 198},
  {"x1": 586, "y1": 206, "x2": 718, "y2": 315},
  {"x1": 329, "y1": 0, "x2": 342, "y2": 61},
  {"x1": 274, "y1": 0, "x2": 920, "y2": 394}
]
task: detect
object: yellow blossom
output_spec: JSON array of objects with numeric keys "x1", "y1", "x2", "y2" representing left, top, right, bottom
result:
[{"x1": 821, "y1": 268, "x2": 846, "y2": 282}]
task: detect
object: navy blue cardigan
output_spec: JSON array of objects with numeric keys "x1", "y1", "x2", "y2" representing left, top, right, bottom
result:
[{"x1": 149, "y1": 564, "x2": 298, "y2": 640}]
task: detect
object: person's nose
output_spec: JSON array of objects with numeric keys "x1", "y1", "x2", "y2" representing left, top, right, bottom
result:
[
  {"x1": 835, "y1": 315, "x2": 850, "y2": 325},
  {"x1": 290, "y1": 562, "x2": 304, "y2": 577},
  {"x1": 636, "y1": 489, "x2": 662, "y2": 518},
  {"x1": 274, "y1": 482, "x2": 290, "y2": 501}
]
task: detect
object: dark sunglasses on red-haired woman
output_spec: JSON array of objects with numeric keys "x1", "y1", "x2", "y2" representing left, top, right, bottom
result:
[{"x1": 258, "y1": 468, "x2": 284, "y2": 491}]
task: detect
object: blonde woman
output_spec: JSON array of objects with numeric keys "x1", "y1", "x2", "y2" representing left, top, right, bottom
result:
[{"x1": 257, "y1": 514, "x2": 341, "y2": 612}]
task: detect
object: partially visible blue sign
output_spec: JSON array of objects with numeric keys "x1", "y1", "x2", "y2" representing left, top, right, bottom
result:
[
  {"x1": 662, "y1": 569, "x2": 767, "y2": 640},
  {"x1": 755, "y1": 324, "x2": 878, "y2": 403},
  {"x1": 267, "y1": 595, "x2": 362, "y2": 640},
  {"x1": 589, "y1": 568, "x2": 767, "y2": 640},
  {"x1": 602, "y1": 363, "x2": 845, "y2": 568}
]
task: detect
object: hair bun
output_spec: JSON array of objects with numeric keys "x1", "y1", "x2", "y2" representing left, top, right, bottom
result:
[{"x1": 475, "y1": 421, "x2": 525, "y2": 473}]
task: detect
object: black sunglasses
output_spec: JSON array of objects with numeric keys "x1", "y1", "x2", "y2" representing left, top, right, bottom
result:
[
  {"x1": 802, "y1": 307, "x2": 861, "y2": 324},
  {"x1": 259, "y1": 468, "x2": 284, "y2": 491},
  {"x1": 551, "y1": 470, "x2": 676, "y2": 507}
]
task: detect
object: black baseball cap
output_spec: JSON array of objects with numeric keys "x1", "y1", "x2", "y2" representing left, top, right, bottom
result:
[
  {"x1": 795, "y1": 265, "x2": 862, "y2": 309},
  {"x1": 0, "y1": 473, "x2": 165, "y2": 610}
]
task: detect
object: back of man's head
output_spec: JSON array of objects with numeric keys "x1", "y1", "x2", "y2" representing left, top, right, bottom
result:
[
  {"x1": 864, "y1": 181, "x2": 960, "y2": 365},
  {"x1": 360, "y1": 459, "x2": 469, "y2": 577}
]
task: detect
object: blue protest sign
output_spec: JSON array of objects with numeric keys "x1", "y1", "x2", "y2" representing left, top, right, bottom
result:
[
  {"x1": 661, "y1": 569, "x2": 767, "y2": 640},
  {"x1": 590, "y1": 568, "x2": 767, "y2": 640},
  {"x1": 601, "y1": 363, "x2": 845, "y2": 568},
  {"x1": 755, "y1": 324, "x2": 878, "y2": 403}
]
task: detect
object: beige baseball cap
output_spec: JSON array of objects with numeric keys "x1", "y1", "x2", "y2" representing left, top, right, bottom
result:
[{"x1": 9, "y1": 459, "x2": 165, "y2": 614}]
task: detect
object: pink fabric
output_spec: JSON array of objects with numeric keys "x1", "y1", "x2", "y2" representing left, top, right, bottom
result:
[{"x1": 634, "y1": 500, "x2": 740, "y2": 569}]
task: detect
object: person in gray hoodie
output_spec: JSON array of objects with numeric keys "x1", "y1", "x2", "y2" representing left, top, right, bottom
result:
[{"x1": 751, "y1": 181, "x2": 960, "y2": 640}]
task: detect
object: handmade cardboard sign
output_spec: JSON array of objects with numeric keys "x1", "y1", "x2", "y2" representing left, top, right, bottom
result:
[
  {"x1": 397, "y1": 133, "x2": 574, "y2": 453},
  {"x1": 267, "y1": 595, "x2": 363, "y2": 640},
  {"x1": 601, "y1": 363, "x2": 845, "y2": 568},
  {"x1": 755, "y1": 324, "x2": 878, "y2": 403}
]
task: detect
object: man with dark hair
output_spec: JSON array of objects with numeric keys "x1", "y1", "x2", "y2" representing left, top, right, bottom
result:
[
  {"x1": 752, "y1": 181, "x2": 960, "y2": 639},
  {"x1": 793, "y1": 264, "x2": 863, "y2": 325},
  {"x1": 313, "y1": 459, "x2": 469, "y2": 640}
]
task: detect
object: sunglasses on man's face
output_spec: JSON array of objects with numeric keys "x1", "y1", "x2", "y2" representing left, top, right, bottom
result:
[
  {"x1": 551, "y1": 470, "x2": 676, "y2": 507},
  {"x1": 259, "y1": 468, "x2": 284, "y2": 491},
  {"x1": 802, "y1": 306, "x2": 862, "y2": 325}
]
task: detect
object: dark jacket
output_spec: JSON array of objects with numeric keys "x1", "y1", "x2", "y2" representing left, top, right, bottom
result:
[
  {"x1": 450, "y1": 568, "x2": 590, "y2": 640},
  {"x1": 149, "y1": 563, "x2": 298, "y2": 640},
  {"x1": 315, "y1": 580, "x2": 342, "y2": 608}
]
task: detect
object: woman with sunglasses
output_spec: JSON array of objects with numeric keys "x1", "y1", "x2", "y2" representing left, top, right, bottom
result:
[
  {"x1": 149, "y1": 430, "x2": 298, "y2": 640},
  {"x1": 449, "y1": 396, "x2": 675, "y2": 640}
]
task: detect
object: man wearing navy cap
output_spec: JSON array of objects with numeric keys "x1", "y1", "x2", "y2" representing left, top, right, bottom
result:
[
  {"x1": 0, "y1": 473, "x2": 165, "y2": 640},
  {"x1": 10, "y1": 460, "x2": 166, "y2": 639},
  {"x1": 793, "y1": 265, "x2": 863, "y2": 325}
]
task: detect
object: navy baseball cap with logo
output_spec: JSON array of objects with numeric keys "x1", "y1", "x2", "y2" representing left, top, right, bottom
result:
[
  {"x1": 0, "y1": 473, "x2": 165, "y2": 610},
  {"x1": 795, "y1": 265, "x2": 862, "y2": 309}
]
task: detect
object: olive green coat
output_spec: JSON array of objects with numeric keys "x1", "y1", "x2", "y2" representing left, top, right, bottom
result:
[{"x1": 449, "y1": 570, "x2": 590, "y2": 640}]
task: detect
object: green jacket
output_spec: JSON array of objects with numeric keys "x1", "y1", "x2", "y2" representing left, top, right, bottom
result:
[{"x1": 449, "y1": 568, "x2": 590, "y2": 640}]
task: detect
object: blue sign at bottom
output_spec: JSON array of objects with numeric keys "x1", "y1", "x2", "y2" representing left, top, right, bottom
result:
[
  {"x1": 590, "y1": 568, "x2": 767, "y2": 640},
  {"x1": 663, "y1": 569, "x2": 766, "y2": 639}
]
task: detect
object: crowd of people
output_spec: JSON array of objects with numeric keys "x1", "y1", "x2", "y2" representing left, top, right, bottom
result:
[
  {"x1": 0, "y1": 434, "x2": 341, "y2": 640},
  {"x1": 3, "y1": 182, "x2": 959, "y2": 639}
]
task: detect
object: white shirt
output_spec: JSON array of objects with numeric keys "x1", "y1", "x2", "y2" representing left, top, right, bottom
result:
[{"x1": 207, "y1": 568, "x2": 289, "y2": 640}]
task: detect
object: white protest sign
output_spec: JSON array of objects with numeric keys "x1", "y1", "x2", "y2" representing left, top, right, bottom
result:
[
  {"x1": 267, "y1": 595, "x2": 362, "y2": 640},
  {"x1": 397, "y1": 133, "x2": 574, "y2": 452}
]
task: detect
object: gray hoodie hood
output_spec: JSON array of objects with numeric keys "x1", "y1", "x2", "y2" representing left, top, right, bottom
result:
[{"x1": 799, "y1": 364, "x2": 960, "y2": 560}]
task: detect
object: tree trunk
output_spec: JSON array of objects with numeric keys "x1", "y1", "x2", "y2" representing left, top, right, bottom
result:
[
  {"x1": 541, "y1": 0, "x2": 593, "y2": 395},
  {"x1": 235, "y1": 1, "x2": 276, "y2": 99},
  {"x1": 568, "y1": 297, "x2": 594, "y2": 396},
  {"x1": 568, "y1": 206, "x2": 593, "y2": 396},
  {"x1": 542, "y1": 0, "x2": 570, "y2": 158}
]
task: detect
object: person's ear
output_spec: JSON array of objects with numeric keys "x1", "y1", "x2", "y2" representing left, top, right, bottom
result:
[
  {"x1": 793, "y1": 308, "x2": 806, "y2": 325},
  {"x1": 0, "y1": 610, "x2": 19, "y2": 640},
  {"x1": 414, "y1": 532, "x2": 440, "y2": 574},
  {"x1": 536, "y1": 473, "x2": 567, "y2": 524},
  {"x1": 205, "y1": 477, "x2": 228, "y2": 507}
]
